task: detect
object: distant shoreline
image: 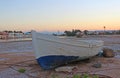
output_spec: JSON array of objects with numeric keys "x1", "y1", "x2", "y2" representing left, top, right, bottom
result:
[
  {"x1": 0, "y1": 38, "x2": 32, "y2": 43},
  {"x1": 0, "y1": 35, "x2": 119, "y2": 53}
]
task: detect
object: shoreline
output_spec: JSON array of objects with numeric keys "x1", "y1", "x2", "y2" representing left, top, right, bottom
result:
[{"x1": 0, "y1": 38, "x2": 32, "y2": 43}]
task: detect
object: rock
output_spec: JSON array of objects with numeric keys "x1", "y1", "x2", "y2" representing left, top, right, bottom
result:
[
  {"x1": 55, "y1": 66, "x2": 77, "y2": 73},
  {"x1": 92, "y1": 63, "x2": 102, "y2": 68},
  {"x1": 103, "y1": 48, "x2": 115, "y2": 58}
]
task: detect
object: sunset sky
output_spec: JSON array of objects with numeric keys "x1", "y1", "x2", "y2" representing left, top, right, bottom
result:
[{"x1": 0, "y1": 0, "x2": 120, "y2": 32}]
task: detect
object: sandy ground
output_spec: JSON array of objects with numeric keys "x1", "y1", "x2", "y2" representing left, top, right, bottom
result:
[
  {"x1": 1, "y1": 52, "x2": 120, "y2": 78},
  {"x1": 0, "y1": 35, "x2": 120, "y2": 78}
]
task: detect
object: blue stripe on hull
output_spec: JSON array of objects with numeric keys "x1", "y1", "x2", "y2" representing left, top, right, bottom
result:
[{"x1": 37, "y1": 55, "x2": 79, "y2": 70}]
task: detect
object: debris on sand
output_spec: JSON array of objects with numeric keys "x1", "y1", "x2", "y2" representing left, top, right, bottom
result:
[
  {"x1": 55, "y1": 66, "x2": 77, "y2": 73},
  {"x1": 92, "y1": 63, "x2": 102, "y2": 68}
]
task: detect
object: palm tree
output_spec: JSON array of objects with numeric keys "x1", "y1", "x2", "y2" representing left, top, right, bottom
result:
[{"x1": 84, "y1": 30, "x2": 88, "y2": 35}]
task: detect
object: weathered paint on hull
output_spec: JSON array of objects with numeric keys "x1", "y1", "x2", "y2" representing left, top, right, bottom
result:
[{"x1": 37, "y1": 55, "x2": 79, "y2": 70}]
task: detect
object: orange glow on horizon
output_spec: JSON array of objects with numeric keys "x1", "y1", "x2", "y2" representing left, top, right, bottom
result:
[{"x1": 0, "y1": 22, "x2": 119, "y2": 32}]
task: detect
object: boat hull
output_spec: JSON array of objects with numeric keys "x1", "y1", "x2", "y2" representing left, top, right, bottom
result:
[
  {"x1": 32, "y1": 31, "x2": 104, "y2": 70},
  {"x1": 37, "y1": 55, "x2": 80, "y2": 70}
]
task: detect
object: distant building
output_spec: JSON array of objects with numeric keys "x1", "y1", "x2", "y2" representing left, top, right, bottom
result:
[
  {"x1": 0, "y1": 32, "x2": 9, "y2": 39},
  {"x1": 76, "y1": 32, "x2": 84, "y2": 37},
  {"x1": 87, "y1": 30, "x2": 119, "y2": 35},
  {"x1": 0, "y1": 31, "x2": 26, "y2": 39},
  {"x1": 8, "y1": 32, "x2": 15, "y2": 39},
  {"x1": 24, "y1": 32, "x2": 32, "y2": 38},
  {"x1": 8, "y1": 32, "x2": 24, "y2": 39}
]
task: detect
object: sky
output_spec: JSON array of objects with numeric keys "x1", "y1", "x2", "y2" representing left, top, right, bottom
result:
[{"x1": 0, "y1": 0, "x2": 120, "y2": 32}]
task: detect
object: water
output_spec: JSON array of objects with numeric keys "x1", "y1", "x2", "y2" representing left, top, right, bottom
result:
[{"x1": 0, "y1": 41, "x2": 33, "y2": 53}]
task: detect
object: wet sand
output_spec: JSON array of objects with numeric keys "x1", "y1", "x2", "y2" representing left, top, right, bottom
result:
[{"x1": 0, "y1": 35, "x2": 120, "y2": 78}]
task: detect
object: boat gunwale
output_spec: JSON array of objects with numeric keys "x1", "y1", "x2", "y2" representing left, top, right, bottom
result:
[{"x1": 36, "y1": 37, "x2": 103, "y2": 48}]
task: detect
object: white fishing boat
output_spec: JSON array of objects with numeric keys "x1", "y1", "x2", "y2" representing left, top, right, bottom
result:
[{"x1": 32, "y1": 31, "x2": 104, "y2": 70}]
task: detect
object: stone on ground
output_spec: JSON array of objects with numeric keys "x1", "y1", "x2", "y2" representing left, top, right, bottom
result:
[{"x1": 103, "y1": 48, "x2": 115, "y2": 58}]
